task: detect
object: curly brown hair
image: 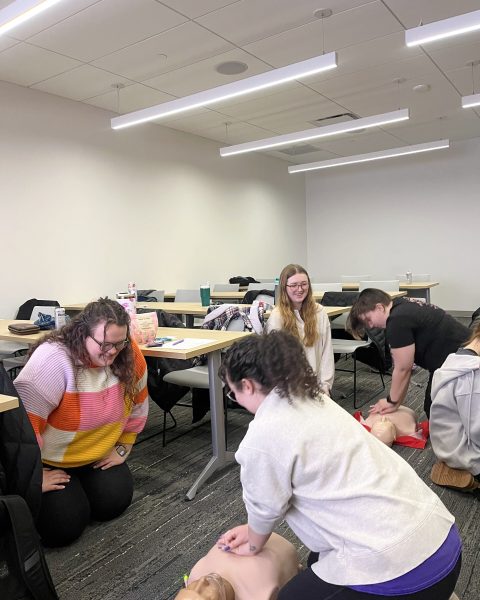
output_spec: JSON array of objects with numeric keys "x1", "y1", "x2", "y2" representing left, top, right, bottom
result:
[
  {"x1": 277, "y1": 264, "x2": 318, "y2": 347},
  {"x1": 219, "y1": 330, "x2": 321, "y2": 401},
  {"x1": 28, "y1": 298, "x2": 136, "y2": 401}
]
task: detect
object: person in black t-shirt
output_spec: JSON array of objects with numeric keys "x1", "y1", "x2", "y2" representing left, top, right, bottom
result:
[{"x1": 348, "y1": 289, "x2": 469, "y2": 417}]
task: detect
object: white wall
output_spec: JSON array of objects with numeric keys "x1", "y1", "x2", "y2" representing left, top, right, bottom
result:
[
  {"x1": 306, "y1": 138, "x2": 480, "y2": 312},
  {"x1": 0, "y1": 81, "x2": 305, "y2": 318}
]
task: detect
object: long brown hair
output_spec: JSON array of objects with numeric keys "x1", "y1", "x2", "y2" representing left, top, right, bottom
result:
[
  {"x1": 28, "y1": 298, "x2": 136, "y2": 400},
  {"x1": 277, "y1": 264, "x2": 318, "y2": 346}
]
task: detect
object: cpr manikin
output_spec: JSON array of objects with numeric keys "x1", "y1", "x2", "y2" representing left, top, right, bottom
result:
[
  {"x1": 175, "y1": 532, "x2": 300, "y2": 600},
  {"x1": 365, "y1": 406, "x2": 418, "y2": 446}
]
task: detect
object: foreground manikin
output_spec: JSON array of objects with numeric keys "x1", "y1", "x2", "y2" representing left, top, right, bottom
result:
[
  {"x1": 175, "y1": 532, "x2": 300, "y2": 600},
  {"x1": 218, "y1": 331, "x2": 461, "y2": 600},
  {"x1": 365, "y1": 406, "x2": 418, "y2": 446}
]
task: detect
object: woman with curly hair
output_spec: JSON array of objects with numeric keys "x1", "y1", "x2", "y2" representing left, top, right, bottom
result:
[
  {"x1": 265, "y1": 264, "x2": 334, "y2": 395},
  {"x1": 15, "y1": 298, "x2": 148, "y2": 547},
  {"x1": 217, "y1": 331, "x2": 461, "y2": 600}
]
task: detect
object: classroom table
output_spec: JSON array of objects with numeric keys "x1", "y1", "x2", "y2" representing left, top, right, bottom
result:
[
  {"x1": 152, "y1": 290, "x2": 410, "y2": 303},
  {"x1": 63, "y1": 302, "x2": 351, "y2": 323},
  {"x1": 0, "y1": 394, "x2": 19, "y2": 413},
  {"x1": 341, "y1": 282, "x2": 438, "y2": 302}
]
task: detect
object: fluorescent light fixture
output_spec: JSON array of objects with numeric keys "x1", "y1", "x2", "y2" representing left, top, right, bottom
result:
[
  {"x1": 288, "y1": 140, "x2": 450, "y2": 173},
  {"x1": 462, "y1": 93, "x2": 480, "y2": 108},
  {"x1": 0, "y1": 0, "x2": 64, "y2": 36},
  {"x1": 405, "y1": 9, "x2": 480, "y2": 47},
  {"x1": 220, "y1": 109, "x2": 409, "y2": 157},
  {"x1": 111, "y1": 52, "x2": 337, "y2": 130}
]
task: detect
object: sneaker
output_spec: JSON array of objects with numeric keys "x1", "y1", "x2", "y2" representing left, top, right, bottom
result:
[{"x1": 431, "y1": 461, "x2": 479, "y2": 492}]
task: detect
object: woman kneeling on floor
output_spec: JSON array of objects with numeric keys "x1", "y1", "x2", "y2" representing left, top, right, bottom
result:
[
  {"x1": 218, "y1": 331, "x2": 462, "y2": 600},
  {"x1": 15, "y1": 298, "x2": 148, "y2": 547},
  {"x1": 430, "y1": 322, "x2": 480, "y2": 495}
]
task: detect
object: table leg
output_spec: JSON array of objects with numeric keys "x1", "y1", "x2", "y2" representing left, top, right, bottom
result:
[
  {"x1": 185, "y1": 315, "x2": 194, "y2": 328},
  {"x1": 185, "y1": 349, "x2": 235, "y2": 500}
]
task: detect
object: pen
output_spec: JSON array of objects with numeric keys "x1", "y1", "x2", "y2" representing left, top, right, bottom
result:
[{"x1": 172, "y1": 338, "x2": 185, "y2": 346}]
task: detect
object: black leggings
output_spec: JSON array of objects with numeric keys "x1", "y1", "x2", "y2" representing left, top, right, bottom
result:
[
  {"x1": 278, "y1": 552, "x2": 461, "y2": 600},
  {"x1": 38, "y1": 462, "x2": 133, "y2": 547}
]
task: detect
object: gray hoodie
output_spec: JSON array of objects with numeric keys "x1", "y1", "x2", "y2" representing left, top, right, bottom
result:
[{"x1": 431, "y1": 351, "x2": 480, "y2": 476}]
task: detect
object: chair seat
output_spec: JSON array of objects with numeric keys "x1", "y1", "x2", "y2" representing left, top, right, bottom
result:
[
  {"x1": 2, "y1": 355, "x2": 28, "y2": 373},
  {"x1": 163, "y1": 365, "x2": 210, "y2": 389},
  {"x1": 332, "y1": 339, "x2": 370, "y2": 353}
]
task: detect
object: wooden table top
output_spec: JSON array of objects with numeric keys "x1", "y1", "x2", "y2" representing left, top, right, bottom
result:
[
  {"x1": 63, "y1": 302, "x2": 351, "y2": 319},
  {"x1": 139, "y1": 327, "x2": 250, "y2": 359},
  {"x1": 341, "y1": 282, "x2": 438, "y2": 291},
  {"x1": 0, "y1": 394, "x2": 19, "y2": 413},
  {"x1": 0, "y1": 320, "x2": 48, "y2": 344},
  {"x1": 162, "y1": 289, "x2": 408, "y2": 301}
]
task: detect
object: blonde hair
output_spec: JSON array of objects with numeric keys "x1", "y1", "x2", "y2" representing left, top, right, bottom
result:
[{"x1": 277, "y1": 264, "x2": 318, "y2": 347}]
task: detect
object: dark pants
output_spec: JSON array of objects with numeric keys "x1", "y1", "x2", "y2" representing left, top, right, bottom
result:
[
  {"x1": 278, "y1": 553, "x2": 461, "y2": 600},
  {"x1": 38, "y1": 462, "x2": 133, "y2": 547},
  {"x1": 424, "y1": 371, "x2": 434, "y2": 418}
]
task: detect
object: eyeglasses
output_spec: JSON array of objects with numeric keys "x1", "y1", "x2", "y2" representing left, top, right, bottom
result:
[
  {"x1": 90, "y1": 335, "x2": 129, "y2": 353},
  {"x1": 226, "y1": 389, "x2": 238, "y2": 403},
  {"x1": 286, "y1": 282, "x2": 309, "y2": 290}
]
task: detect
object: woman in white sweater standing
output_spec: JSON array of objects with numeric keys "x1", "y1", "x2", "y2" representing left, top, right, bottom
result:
[
  {"x1": 266, "y1": 263, "x2": 334, "y2": 395},
  {"x1": 218, "y1": 331, "x2": 461, "y2": 600}
]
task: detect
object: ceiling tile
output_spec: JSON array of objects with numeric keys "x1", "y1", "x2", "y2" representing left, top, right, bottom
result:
[
  {"x1": 196, "y1": 0, "x2": 371, "y2": 47},
  {"x1": 143, "y1": 48, "x2": 271, "y2": 96},
  {"x1": 3, "y1": 0, "x2": 100, "y2": 41},
  {"x1": 388, "y1": 111, "x2": 480, "y2": 144},
  {"x1": 31, "y1": 64, "x2": 131, "y2": 101},
  {"x1": 383, "y1": 0, "x2": 480, "y2": 28},
  {"x1": 158, "y1": 0, "x2": 241, "y2": 19},
  {"x1": 27, "y1": 0, "x2": 188, "y2": 62},
  {"x1": 84, "y1": 84, "x2": 174, "y2": 113},
  {"x1": 0, "y1": 35, "x2": 19, "y2": 52},
  {"x1": 0, "y1": 42, "x2": 81, "y2": 86},
  {"x1": 92, "y1": 21, "x2": 233, "y2": 81}
]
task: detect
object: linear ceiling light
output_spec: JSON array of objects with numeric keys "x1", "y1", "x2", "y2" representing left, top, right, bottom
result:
[
  {"x1": 0, "y1": 0, "x2": 64, "y2": 36},
  {"x1": 405, "y1": 9, "x2": 480, "y2": 47},
  {"x1": 220, "y1": 108, "x2": 409, "y2": 157},
  {"x1": 462, "y1": 93, "x2": 480, "y2": 108},
  {"x1": 111, "y1": 52, "x2": 337, "y2": 130},
  {"x1": 288, "y1": 140, "x2": 450, "y2": 173}
]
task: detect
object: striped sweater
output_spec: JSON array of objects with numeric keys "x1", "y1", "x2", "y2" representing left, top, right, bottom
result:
[{"x1": 15, "y1": 340, "x2": 149, "y2": 468}]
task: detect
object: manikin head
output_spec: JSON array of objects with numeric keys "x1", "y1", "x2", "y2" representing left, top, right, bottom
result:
[
  {"x1": 175, "y1": 574, "x2": 235, "y2": 600},
  {"x1": 370, "y1": 417, "x2": 397, "y2": 446}
]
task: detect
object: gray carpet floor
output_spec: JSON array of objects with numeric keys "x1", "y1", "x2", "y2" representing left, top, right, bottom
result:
[{"x1": 46, "y1": 360, "x2": 479, "y2": 600}]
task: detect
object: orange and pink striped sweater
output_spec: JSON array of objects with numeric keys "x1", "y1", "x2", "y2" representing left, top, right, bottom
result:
[{"x1": 15, "y1": 340, "x2": 148, "y2": 468}]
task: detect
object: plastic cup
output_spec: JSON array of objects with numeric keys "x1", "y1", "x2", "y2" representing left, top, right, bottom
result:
[{"x1": 200, "y1": 286, "x2": 211, "y2": 307}]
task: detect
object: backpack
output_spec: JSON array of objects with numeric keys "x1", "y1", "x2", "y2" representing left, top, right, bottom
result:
[
  {"x1": 0, "y1": 495, "x2": 59, "y2": 600},
  {"x1": 228, "y1": 276, "x2": 259, "y2": 286}
]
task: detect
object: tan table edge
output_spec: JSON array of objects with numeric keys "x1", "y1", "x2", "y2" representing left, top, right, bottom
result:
[{"x1": 0, "y1": 394, "x2": 19, "y2": 413}]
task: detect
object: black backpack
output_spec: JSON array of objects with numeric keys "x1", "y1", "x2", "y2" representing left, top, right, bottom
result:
[{"x1": 0, "y1": 496, "x2": 59, "y2": 600}]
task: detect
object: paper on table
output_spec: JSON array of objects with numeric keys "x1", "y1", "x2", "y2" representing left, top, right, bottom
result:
[{"x1": 162, "y1": 338, "x2": 216, "y2": 349}]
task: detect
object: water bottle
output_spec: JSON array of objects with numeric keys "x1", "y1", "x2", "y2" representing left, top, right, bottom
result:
[
  {"x1": 406, "y1": 272, "x2": 412, "y2": 284},
  {"x1": 54, "y1": 307, "x2": 66, "y2": 329},
  {"x1": 274, "y1": 277, "x2": 280, "y2": 305},
  {"x1": 127, "y1": 282, "x2": 137, "y2": 305}
]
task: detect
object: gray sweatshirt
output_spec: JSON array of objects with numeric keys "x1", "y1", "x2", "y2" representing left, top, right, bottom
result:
[
  {"x1": 431, "y1": 351, "x2": 480, "y2": 476},
  {"x1": 236, "y1": 391, "x2": 454, "y2": 586}
]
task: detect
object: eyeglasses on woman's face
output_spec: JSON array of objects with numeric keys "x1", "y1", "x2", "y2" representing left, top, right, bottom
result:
[
  {"x1": 286, "y1": 281, "x2": 309, "y2": 290},
  {"x1": 89, "y1": 335, "x2": 129, "y2": 353},
  {"x1": 226, "y1": 388, "x2": 238, "y2": 403}
]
